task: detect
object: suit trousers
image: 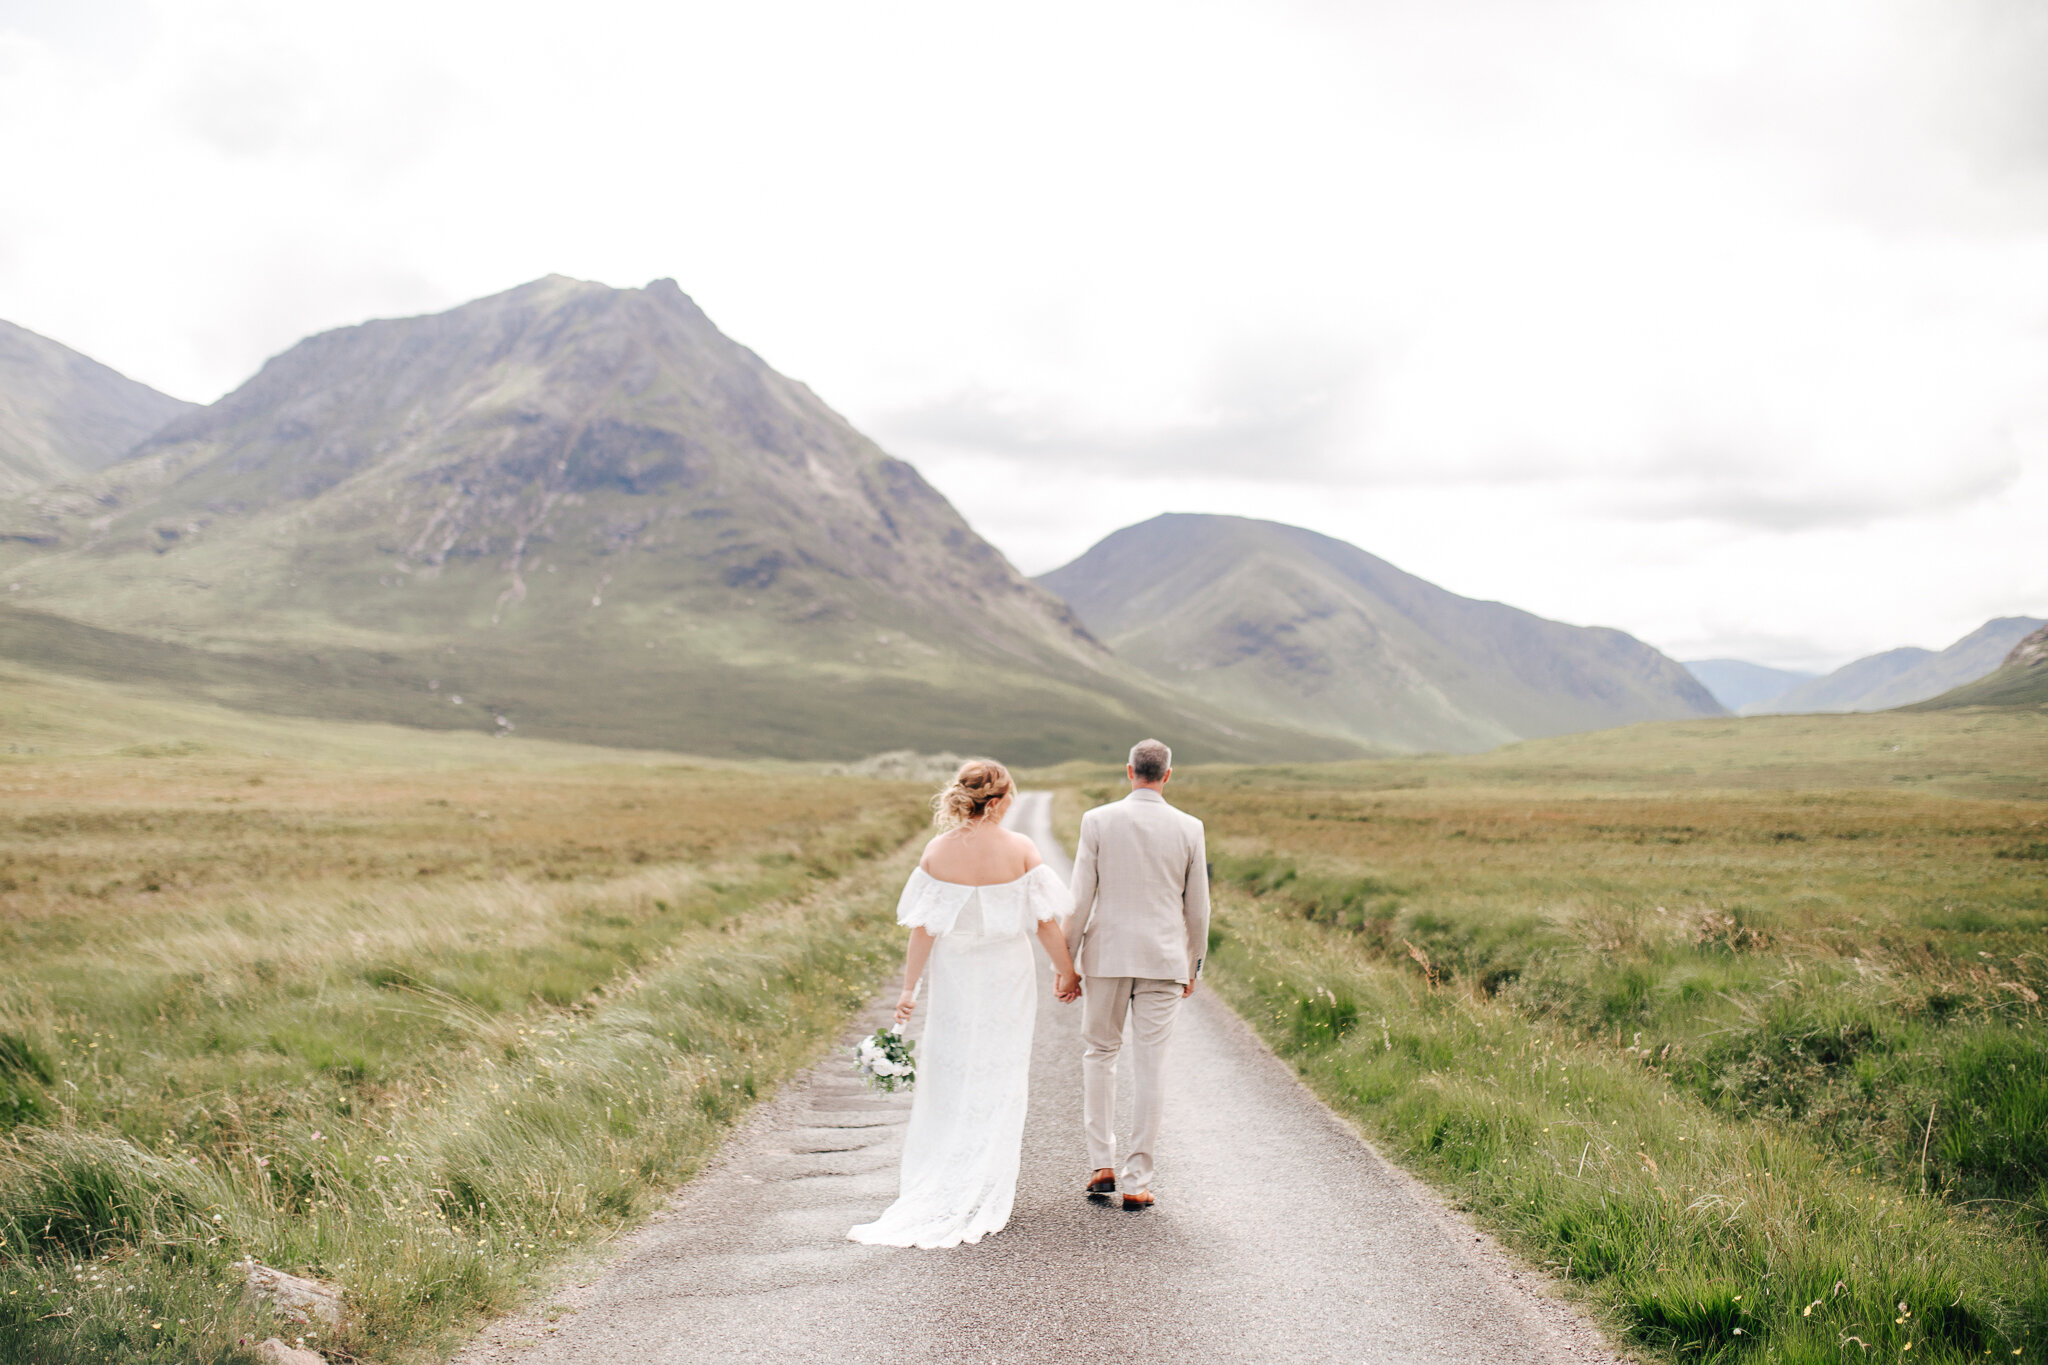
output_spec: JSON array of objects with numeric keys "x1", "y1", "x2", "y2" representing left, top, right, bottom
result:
[{"x1": 1079, "y1": 975, "x2": 1182, "y2": 1193}]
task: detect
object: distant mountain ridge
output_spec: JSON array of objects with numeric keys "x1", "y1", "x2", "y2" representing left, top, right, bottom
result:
[
  {"x1": 1748, "y1": 617, "x2": 2044, "y2": 715},
  {"x1": 0, "y1": 319, "x2": 196, "y2": 496},
  {"x1": 1910, "y1": 622, "x2": 2048, "y2": 711},
  {"x1": 29, "y1": 278, "x2": 2005, "y2": 761},
  {"x1": 0, "y1": 278, "x2": 1334, "y2": 763},
  {"x1": 1037, "y1": 514, "x2": 1723, "y2": 753},
  {"x1": 1683, "y1": 658, "x2": 1817, "y2": 713}
]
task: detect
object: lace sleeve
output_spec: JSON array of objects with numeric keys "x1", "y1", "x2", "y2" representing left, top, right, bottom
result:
[
  {"x1": 896, "y1": 869, "x2": 974, "y2": 936},
  {"x1": 1022, "y1": 863, "x2": 1070, "y2": 923}
]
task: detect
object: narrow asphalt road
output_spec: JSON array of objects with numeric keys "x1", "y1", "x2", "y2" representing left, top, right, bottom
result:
[{"x1": 458, "y1": 793, "x2": 1623, "y2": 1364}]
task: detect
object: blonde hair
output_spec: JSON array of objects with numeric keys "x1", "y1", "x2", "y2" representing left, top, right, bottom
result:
[{"x1": 932, "y1": 758, "x2": 1014, "y2": 829}]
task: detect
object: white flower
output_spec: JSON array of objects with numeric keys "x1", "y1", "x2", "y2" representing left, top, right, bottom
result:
[{"x1": 852, "y1": 1030, "x2": 913, "y2": 1089}]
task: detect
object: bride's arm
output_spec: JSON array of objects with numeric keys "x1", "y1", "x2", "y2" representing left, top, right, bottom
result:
[
  {"x1": 1035, "y1": 917, "x2": 1082, "y2": 1001},
  {"x1": 895, "y1": 928, "x2": 936, "y2": 1026}
]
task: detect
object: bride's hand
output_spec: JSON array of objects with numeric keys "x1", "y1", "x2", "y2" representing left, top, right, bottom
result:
[{"x1": 894, "y1": 990, "x2": 916, "y2": 1026}]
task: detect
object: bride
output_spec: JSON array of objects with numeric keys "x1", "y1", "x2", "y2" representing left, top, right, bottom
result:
[{"x1": 848, "y1": 759, "x2": 1081, "y2": 1249}]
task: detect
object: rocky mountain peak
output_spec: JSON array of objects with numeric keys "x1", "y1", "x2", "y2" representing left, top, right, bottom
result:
[
  {"x1": 35, "y1": 276, "x2": 1087, "y2": 657},
  {"x1": 2006, "y1": 623, "x2": 2048, "y2": 670},
  {"x1": 0, "y1": 277, "x2": 1283, "y2": 762}
]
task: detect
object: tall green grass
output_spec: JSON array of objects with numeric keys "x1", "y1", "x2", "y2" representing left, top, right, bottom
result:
[
  {"x1": 1210, "y1": 903, "x2": 2048, "y2": 1363},
  {"x1": 0, "y1": 846, "x2": 918, "y2": 1363},
  {"x1": 0, "y1": 729, "x2": 926, "y2": 1363},
  {"x1": 1206, "y1": 847, "x2": 2048, "y2": 1241},
  {"x1": 1118, "y1": 712, "x2": 2048, "y2": 1363}
]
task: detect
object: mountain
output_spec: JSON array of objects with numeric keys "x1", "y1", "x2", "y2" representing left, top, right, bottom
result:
[
  {"x1": 1682, "y1": 658, "x2": 1817, "y2": 713},
  {"x1": 1909, "y1": 622, "x2": 2048, "y2": 710},
  {"x1": 1748, "y1": 616, "x2": 2045, "y2": 715},
  {"x1": 1035, "y1": 514, "x2": 1724, "y2": 753},
  {"x1": 0, "y1": 319, "x2": 196, "y2": 496},
  {"x1": 0, "y1": 278, "x2": 1338, "y2": 763}
]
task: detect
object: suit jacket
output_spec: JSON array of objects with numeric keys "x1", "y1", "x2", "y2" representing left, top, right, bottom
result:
[{"x1": 1064, "y1": 788, "x2": 1210, "y2": 983}]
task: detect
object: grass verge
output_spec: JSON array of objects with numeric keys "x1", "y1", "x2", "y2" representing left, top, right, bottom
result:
[
  {"x1": 0, "y1": 711, "x2": 925, "y2": 1363},
  {"x1": 1039, "y1": 708, "x2": 2048, "y2": 1363},
  {"x1": 1209, "y1": 903, "x2": 2046, "y2": 1363},
  {"x1": 0, "y1": 842, "x2": 918, "y2": 1363}
]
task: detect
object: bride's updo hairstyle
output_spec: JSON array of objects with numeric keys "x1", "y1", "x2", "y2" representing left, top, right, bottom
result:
[{"x1": 933, "y1": 758, "x2": 1014, "y2": 830}]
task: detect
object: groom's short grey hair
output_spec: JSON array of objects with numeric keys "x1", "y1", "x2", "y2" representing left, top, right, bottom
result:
[{"x1": 1128, "y1": 739, "x2": 1171, "y2": 783}]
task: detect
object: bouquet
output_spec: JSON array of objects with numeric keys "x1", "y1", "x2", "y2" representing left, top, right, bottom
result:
[{"x1": 853, "y1": 1026, "x2": 916, "y2": 1093}]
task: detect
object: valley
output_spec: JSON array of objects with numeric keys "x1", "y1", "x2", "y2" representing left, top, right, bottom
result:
[
  {"x1": 0, "y1": 278, "x2": 2045, "y2": 1365},
  {"x1": 1731, "y1": 617, "x2": 2046, "y2": 716},
  {"x1": 2, "y1": 660, "x2": 2044, "y2": 1362},
  {"x1": 0, "y1": 277, "x2": 1849, "y2": 767},
  {"x1": 7, "y1": 6, "x2": 2048, "y2": 1364}
]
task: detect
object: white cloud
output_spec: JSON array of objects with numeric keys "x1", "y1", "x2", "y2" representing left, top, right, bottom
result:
[{"x1": 1, "y1": 0, "x2": 2045, "y2": 669}]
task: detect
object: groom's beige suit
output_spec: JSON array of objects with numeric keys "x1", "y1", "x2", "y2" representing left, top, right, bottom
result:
[{"x1": 1063, "y1": 787, "x2": 1210, "y2": 1195}]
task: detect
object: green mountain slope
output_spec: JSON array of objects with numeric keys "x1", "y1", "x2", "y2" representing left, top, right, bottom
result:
[
  {"x1": 1748, "y1": 616, "x2": 2044, "y2": 715},
  {"x1": 1036, "y1": 513, "x2": 1723, "y2": 753},
  {"x1": 1908, "y1": 623, "x2": 2048, "y2": 710},
  {"x1": 0, "y1": 278, "x2": 1335, "y2": 763},
  {"x1": 0, "y1": 319, "x2": 196, "y2": 497}
]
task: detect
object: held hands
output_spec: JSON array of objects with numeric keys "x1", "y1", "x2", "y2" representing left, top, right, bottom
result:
[
  {"x1": 894, "y1": 989, "x2": 917, "y2": 1027},
  {"x1": 1054, "y1": 971, "x2": 1083, "y2": 1004}
]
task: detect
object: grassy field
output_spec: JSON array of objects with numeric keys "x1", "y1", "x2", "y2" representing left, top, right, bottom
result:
[
  {"x1": 9, "y1": 657, "x2": 2047, "y2": 1365},
  {"x1": 0, "y1": 662, "x2": 926, "y2": 1363},
  {"x1": 1044, "y1": 708, "x2": 2048, "y2": 1364}
]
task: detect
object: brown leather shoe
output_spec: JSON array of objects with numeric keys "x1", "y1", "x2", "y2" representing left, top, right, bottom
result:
[
  {"x1": 1121, "y1": 1190, "x2": 1155, "y2": 1210},
  {"x1": 1084, "y1": 1168, "x2": 1116, "y2": 1196}
]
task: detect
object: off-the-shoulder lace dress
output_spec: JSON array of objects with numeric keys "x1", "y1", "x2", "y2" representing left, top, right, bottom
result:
[{"x1": 847, "y1": 862, "x2": 1068, "y2": 1249}]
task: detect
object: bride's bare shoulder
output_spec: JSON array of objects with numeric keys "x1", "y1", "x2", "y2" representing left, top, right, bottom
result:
[
  {"x1": 1008, "y1": 829, "x2": 1043, "y2": 870},
  {"x1": 917, "y1": 829, "x2": 959, "y2": 869}
]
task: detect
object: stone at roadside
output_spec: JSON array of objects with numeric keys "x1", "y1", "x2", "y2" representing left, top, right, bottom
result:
[
  {"x1": 253, "y1": 1338, "x2": 326, "y2": 1365},
  {"x1": 240, "y1": 1260, "x2": 345, "y2": 1327}
]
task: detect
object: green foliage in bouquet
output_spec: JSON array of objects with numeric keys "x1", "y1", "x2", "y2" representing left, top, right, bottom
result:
[{"x1": 854, "y1": 1028, "x2": 916, "y2": 1093}]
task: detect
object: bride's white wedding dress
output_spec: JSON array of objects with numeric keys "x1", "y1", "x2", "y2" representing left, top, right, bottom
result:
[{"x1": 848, "y1": 862, "x2": 1068, "y2": 1249}]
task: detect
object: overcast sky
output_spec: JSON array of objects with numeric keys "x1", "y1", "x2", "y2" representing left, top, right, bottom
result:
[{"x1": 4, "y1": 0, "x2": 2046, "y2": 671}]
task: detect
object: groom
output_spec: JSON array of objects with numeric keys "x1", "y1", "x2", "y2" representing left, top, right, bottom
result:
[{"x1": 1063, "y1": 738, "x2": 1210, "y2": 1210}]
